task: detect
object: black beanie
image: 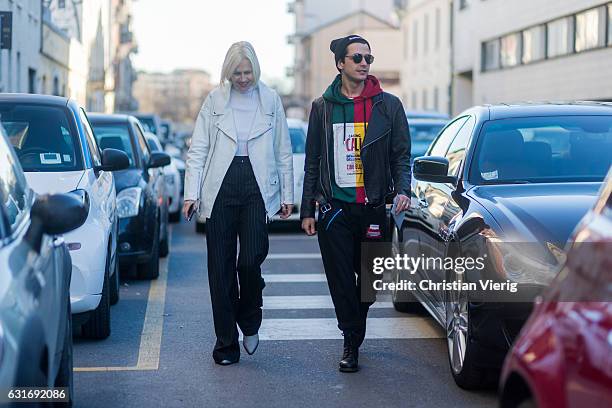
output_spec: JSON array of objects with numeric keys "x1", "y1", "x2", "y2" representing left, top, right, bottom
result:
[{"x1": 330, "y1": 35, "x2": 370, "y2": 69}]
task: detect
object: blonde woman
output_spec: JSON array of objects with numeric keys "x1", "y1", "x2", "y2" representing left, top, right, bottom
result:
[{"x1": 183, "y1": 41, "x2": 294, "y2": 365}]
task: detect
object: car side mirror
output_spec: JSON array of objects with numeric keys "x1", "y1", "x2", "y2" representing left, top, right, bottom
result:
[
  {"x1": 413, "y1": 156, "x2": 457, "y2": 185},
  {"x1": 147, "y1": 152, "x2": 171, "y2": 168},
  {"x1": 95, "y1": 148, "x2": 130, "y2": 172},
  {"x1": 25, "y1": 193, "x2": 88, "y2": 253}
]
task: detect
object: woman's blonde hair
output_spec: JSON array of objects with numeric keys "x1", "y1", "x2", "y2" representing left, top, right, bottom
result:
[{"x1": 220, "y1": 41, "x2": 261, "y2": 86}]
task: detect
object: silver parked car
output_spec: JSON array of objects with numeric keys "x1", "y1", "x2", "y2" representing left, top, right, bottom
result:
[{"x1": 0, "y1": 130, "x2": 87, "y2": 404}]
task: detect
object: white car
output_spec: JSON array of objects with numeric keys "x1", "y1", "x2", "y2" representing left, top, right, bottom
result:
[
  {"x1": 145, "y1": 132, "x2": 182, "y2": 222},
  {"x1": 273, "y1": 118, "x2": 306, "y2": 222},
  {"x1": 4, "y1": 95, "x2": 129, "y2": 339}
]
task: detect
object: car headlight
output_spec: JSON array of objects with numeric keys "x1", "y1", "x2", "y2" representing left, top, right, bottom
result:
[
  {"x1": 117, "y1": 187, "x2": 142, "y2": 218},
  {"x1": 486, "y1": 239, "x2": 558, "y2": 285}
]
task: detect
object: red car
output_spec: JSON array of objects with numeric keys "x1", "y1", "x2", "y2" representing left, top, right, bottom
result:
[{"x1": 500, "y1": 170, "x2": 612, "y2": 408}]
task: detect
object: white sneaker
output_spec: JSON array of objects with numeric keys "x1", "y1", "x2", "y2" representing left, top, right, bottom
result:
[{"x1": 243, "y1": 334, "x2": 259, "y2": 355}]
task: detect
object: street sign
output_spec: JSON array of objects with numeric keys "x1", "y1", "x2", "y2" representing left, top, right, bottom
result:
[{"x1": 0, "y1": 11, "x2": 12, "y2": 50}]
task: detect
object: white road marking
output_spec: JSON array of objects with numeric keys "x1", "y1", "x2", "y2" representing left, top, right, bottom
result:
[
  {"x1": 263, "y1": 295, "x2": 392, "y2": 310},
  {"x1": 258, "y1": 318, "x2": 444, "y2": 340},
  {"x1": 263, "y1": 273, "x2": 326, "y2": 283}
]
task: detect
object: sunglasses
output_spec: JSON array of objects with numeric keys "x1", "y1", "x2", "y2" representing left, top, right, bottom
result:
[{"x1": 345, "y1": 53, "x2": 375, "y2": 65}]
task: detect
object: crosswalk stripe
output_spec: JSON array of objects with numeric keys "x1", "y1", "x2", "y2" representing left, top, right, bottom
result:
[
  {"x1": 266, "y1": 253, "x2": 321, "y2": 260},
  {"x1": 263, "y1": 274, "x2": 326, "y2": 283},
  {"x1": 263, "y1": 295, "x2": 392, "y2": 310},
  {"x1": 255, "y1": 318, "x2": 444, "y2": 340}
]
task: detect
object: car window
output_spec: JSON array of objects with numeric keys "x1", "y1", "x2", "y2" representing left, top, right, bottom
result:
[
  {"x1": 445, "y1": 116, "x2": 475, "y2": 176},
  {"x1": 0, "y1": 103, "x2": 83, "y2": 172},
  {"x1": 146, "y1": 135, "x2": 162, "y2": 152},
  {"x1": 134, "y1": 123, "x2": 150, "y2": 164},
  {"x1": 471, "y1": 115, "x2": 612, "y2": 184},
  {"x1": 79, "y1": 108, "x2": 102, "y2": 167},
  {"x1": 428, "y1": 116, "x2": 469, "y2": 157},
  {"x1": 137, "y1": 117, "x2": 157, "y2": 135},
  {"x1": 289, "y1": 127, "x2": 306, "y2": 154},
  {"x1": 409, "y1": 122, "x2": 447, "y2": 158},
  {"x1": 91, "y1": 123, "x2": 136, "y2": 167},
  {"x1": 0, "y1": 131, "x2": 32, "y2": 234}
]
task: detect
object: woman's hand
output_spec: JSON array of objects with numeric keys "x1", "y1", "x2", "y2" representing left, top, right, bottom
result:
[
  {"x1": 279, "y1": 203, "x2": 294, "y2": 219},
  {"x1": 183, "y1": 200, "x2": 196, "y2": 221}
]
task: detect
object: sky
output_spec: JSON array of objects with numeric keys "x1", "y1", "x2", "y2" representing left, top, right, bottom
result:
[{"x1": 132, "y1": 0, "x2": 295, "y2": 90}]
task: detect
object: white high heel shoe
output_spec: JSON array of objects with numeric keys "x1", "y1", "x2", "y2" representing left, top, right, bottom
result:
[{"x1": 243, "y1": 334, "x2": 259, "y2": 355}]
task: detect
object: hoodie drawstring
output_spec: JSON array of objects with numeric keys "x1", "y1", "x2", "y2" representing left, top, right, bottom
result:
[
  {"x1": 363, "y1": 100, "x2": 368, "y2": 134},
  {"x1": 342, "y1": 104, "x2": 347, "y2": 141}
]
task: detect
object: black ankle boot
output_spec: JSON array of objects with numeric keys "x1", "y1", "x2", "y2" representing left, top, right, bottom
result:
[{"x1": 339, "y1": 331, "x2": 359, "y2": 372}]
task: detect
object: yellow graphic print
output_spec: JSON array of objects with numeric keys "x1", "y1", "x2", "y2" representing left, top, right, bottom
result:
[{"x1": 332, "y1": 122, "x2": 366, "y2": 188}]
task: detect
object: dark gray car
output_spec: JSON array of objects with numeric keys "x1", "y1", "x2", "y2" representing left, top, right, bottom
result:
[{"x1": 0, "y1": 129, "x2": 87, "y2": 404}]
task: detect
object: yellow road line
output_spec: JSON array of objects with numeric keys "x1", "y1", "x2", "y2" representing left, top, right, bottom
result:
[{"x1": 74, "y1": 229, "x2": 171, "y2": 373}]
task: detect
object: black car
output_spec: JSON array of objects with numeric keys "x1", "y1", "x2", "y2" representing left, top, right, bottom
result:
[
  {"x1": 89, "y1": 114, "x2": 171, "y2": 279},
  {"x1": 0, "y1": 128, "x2": 87, "y2": 403},
  {"x1": 391, "y1": 102, "x2": 612, "y2": 389}
]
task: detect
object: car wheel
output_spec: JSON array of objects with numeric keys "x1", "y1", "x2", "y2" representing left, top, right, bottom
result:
[
  {"x1": 169, "y1": 210, "x2": 181, "y2": 223},
  {"x1": 445, "y1": 270, "x2": 490, "y2": 389},
  {"x1": 195, "y1": 220, "x2": 206, "y2": 234},
  {"x1": 390, "y1": 225, "x2": 424, "y2": 314},
  {"x1": 54, "y1": 301, "x2": 74, "y2": 406},
  {"x1": 109, "y1": 254, "x2": 120, "y2": 306},
  {"x1": 138, "y1": 223, "x2": 160, "y2": 280},
  {"x1": 159, "y1": 226, "x2": 169, "y2": 258},
  {"x1": 82, "y1": 264, "x2": 111, "y2": 339}
]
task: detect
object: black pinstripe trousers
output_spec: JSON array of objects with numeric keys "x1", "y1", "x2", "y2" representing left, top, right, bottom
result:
[{"x1": 206, "y1": 156, "x2": 269, "y2": 362}]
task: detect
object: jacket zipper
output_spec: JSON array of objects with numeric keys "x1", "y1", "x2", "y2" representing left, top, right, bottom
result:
[
  {"x1": 360, "y1": 99, "x2": 385, "y2": 203},
  {"x1": 322, "y1": 100, "x2": 333, "y2": 200}
]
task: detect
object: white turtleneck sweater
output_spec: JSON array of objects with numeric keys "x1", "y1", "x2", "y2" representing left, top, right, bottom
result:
[{"x1": 229, "y1": 85, "x2": 259, "y2": 156}]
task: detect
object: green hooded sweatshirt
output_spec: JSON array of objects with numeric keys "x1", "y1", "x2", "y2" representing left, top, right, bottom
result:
[{"x1": 322, "y1": 74, "x2": 383, "y2": 203}]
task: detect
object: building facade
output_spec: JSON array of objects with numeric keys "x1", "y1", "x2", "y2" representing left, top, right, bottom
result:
[
  {"x1": 452, "y1": 0, "x2": 612, "y2": 114},
  {"x1": 397, "y1": 0, "x2": 452, "y2": 114},
  {"x1": 0, "y1": 0, "x2": 137, "y2": 113},
  {"x1": 288, "y1": 0, "x2": 400, "y2": 117},
  {"x1": 0, "y1": 0, "x2": 42, "y2": 93},
  {"x1": 132, "y1": 69, "x2": 213, "y2": 126},
  {"x1": 289, "y1": 10, "x2": 402, "y2": 118}
]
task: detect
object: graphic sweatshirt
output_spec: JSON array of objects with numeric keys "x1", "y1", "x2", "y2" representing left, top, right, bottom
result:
[{"x1": 322, "y1": 74, "x2": 383, "y2": 203}]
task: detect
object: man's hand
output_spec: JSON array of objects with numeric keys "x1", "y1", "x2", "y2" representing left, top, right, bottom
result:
[
  {"x1": 279, "y1": 203, "x2": 294, "y2": 219},
  {"x1": 183, "y1": 200, "x2": 196, "y2": 221},
  {"x1": 394, "y1": 194, "x2": 411, "y2": 215},
  {"x1": 301, "y1": 217, "x2": 316, "y2": 236}
]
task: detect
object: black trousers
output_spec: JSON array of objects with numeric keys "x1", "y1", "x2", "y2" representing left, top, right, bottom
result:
[
  {"x1": 206, "y1": 157, "x2": 268, "y2": 362},
  {"x1": 317, "y1": 199, "x2": 388, "y2": 334}
]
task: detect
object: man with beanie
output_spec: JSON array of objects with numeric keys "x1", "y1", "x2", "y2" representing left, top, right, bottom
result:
[{"x1": 301, "y1": 35, "x2": 411, "y2": 372}]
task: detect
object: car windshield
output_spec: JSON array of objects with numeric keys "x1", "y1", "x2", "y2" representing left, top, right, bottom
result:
[
  {"x1": 137, "y1": 117, "x2": 157, "y2": 134},
  {"x1": 0, "y1": 103, "x2": 83, "y2": 172},
  {"x1": 410, "y1": 123, "x2": 445, "y2": 158},
  {"x1": 91, "y1": 123, "x2": 136, "y2": 167},
  {"x1": 471, "y1": 115, "x2": 612, "y2": 184},
  {"x1": 289, "y1": 127, "x2": 306, "y2": 154}
]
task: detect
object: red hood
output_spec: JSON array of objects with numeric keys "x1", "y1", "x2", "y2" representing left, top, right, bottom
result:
[{"x1": 358, "y1": 75, "x2": 383, "y2": 99}]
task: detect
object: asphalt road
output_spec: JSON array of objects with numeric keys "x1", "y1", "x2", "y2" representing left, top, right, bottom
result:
[{"x1": 72, "y1": 219, "x2": 497, "y2": 408}]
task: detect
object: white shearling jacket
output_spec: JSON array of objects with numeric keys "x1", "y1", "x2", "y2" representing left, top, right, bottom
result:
[{"x1": 184, "y1": 81, "x2": 294, "y2": 220}]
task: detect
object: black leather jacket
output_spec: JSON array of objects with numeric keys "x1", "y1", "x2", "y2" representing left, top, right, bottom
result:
[{"x1": 300, "y1": 92, "x2": 411, "y2": 219}]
